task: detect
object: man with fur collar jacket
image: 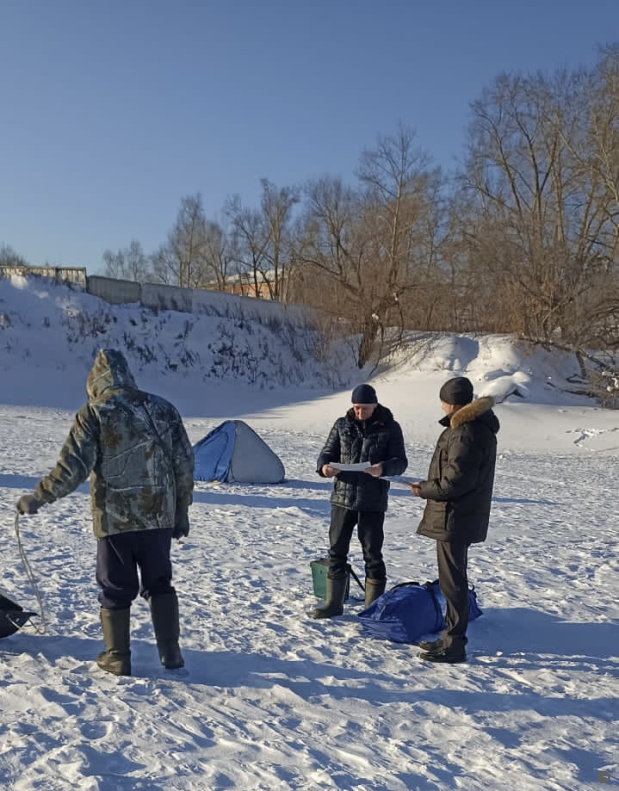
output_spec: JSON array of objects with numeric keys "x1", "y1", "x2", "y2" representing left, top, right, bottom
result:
[
  {"x1": 313, "y1": 383, "x2": 408, "y2": 619},
  {"x1": 410, "y1": 376, "x2": 499, "y2": 663}
]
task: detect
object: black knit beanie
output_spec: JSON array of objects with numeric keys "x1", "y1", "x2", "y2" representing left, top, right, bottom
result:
[
  {"x1": 351, "y1": 384, "x2": 377, "y2": 404},
  {"x1": 439, "y1": 376, "x2": 474, "y2": 405}
]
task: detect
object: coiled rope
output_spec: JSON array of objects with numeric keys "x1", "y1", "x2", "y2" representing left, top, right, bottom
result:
[{"x1": 12, "y1": 513, "x2": 47, "y2": 634}]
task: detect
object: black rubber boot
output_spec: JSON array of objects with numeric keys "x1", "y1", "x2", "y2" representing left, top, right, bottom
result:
[
  {"x1": 420, "y1": 645, "x2": 467, "y2": 664},
  {"x1": 97, "y1": 608, "x2": 131, "y2": 676},
  {"x1": 150, "y1": 592, "x2": 184, "y2": 669},
  {"x1": 418, "y1": 635, "x2": 446, "y2": 653},
  {"x1": 312, "y1": 575, "x2": 348, "y2": 619},
  {"x1": 364, "y1": 578, "x2": 386, "y2": 607}
]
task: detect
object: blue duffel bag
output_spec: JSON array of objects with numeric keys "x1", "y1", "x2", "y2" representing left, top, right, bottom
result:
[{"x1": 358, "y1": 580, "x2": 483, "y2": 644}]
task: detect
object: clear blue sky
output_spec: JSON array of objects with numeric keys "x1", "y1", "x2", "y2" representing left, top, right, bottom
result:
[{"x1": 1, "y1": 0, "x2": 617, "y2": 273}]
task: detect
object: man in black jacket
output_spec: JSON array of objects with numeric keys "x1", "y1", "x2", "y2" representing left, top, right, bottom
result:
[
  {"x1": 314, "y1": 384, "x2": 408, "y2": 619},
  {"x1": 410, "y1": 376, "x2": 499, "y2": 663}
]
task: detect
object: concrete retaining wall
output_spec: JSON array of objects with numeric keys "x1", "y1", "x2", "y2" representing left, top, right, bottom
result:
[{"x1": 2, "y1": 266, "x2": 314, "y2": 327}]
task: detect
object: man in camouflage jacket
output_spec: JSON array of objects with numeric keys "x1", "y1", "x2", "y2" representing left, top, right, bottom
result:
[{"x1": 16, "y1": 348, "x2": 194, "y2": 677}]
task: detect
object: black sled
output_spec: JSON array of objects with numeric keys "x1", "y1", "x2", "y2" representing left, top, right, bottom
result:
[{"x1": 0, "y1": 590, "x2": 36, "y2": 638}]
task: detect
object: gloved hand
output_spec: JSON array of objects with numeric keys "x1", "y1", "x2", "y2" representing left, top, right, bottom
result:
[
  {"x1": 16, "y1": 495, "x2": 43, "y2": 515},
  {"x1": 172, "y1": 508, "x2": 190, "y2": 539}
]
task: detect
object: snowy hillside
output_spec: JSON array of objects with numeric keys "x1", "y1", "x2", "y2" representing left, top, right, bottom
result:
[
  {"x1": 1, "y1": 275, "x2": 616, "y2": 418},
  {"x1": 0, "y1": 276, "x2": 355, "y2": 411}
]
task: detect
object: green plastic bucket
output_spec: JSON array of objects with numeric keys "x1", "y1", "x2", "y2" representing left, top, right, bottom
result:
[{"x1": 310, "y1": 558, "x2": 350, "y2": 601}]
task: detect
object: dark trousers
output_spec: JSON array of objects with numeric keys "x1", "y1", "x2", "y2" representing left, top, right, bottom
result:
[
  {"x1": 328, "y1": 505, "x2": 386, "y2": 579},
  {"x1": 96, "y1": 529, "x2": 175, "y2": 610},
  {"x1": 436, "y1": 540, "x2": 470, "y2": 650}
]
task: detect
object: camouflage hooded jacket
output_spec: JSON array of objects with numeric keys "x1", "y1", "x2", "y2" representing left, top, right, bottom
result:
[{"x1": 34, "y1": 349, "x2": 194, "y2": 539}]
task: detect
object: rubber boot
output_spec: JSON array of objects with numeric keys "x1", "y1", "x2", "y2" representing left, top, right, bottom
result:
[
  {"x1": 97, "y1": 608, "x2": 131, "y2": 676},
  {"x1": 364, "y1": 578, "x2": 386, "y2": 607},
  {"x1": 312, "y1": 575, "x2": 347, "y2": 619},
  {"x1": 420, "y1": 644, "x2": 467, "y2": 664},
  {"x1": 149, "y1": 592, "x2": 184, "y2": 669},
  {"x1": 418, "y1": 634, "x2": 446, "y2": 653}
]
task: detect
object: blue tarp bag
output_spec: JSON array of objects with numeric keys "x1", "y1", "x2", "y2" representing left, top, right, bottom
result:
[{"x1": 358, "y1": 580, "x2": 483, "y2": 644}]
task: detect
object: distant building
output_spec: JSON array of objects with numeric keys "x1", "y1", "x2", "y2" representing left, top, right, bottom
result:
[{"x1": 202, "y1": 270, "x2": 289, "y2": 301}]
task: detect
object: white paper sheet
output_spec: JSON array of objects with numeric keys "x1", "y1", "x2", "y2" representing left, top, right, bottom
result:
[{"x1": 330, "y1": 462, "x2": 371, "y2": 472}]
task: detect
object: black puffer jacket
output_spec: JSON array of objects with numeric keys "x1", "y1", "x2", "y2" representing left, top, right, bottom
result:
[
  {"x1": 417, "y1": 396, "x2": 499, "y2": 544},
  {"x1": 317, "y1": 405, "x2": 408, "y2": 512}
]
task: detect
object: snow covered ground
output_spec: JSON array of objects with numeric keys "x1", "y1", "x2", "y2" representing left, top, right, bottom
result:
[{"x1": 0, "y1": 277, "x2": 617, "y2": 789}]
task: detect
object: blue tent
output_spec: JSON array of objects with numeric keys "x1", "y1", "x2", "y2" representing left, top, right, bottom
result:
[{"x1": 193, "y1": 420, "x2": 285, "y2": 484}]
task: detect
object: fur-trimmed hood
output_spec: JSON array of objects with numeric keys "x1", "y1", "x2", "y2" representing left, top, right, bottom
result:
[
  {"x1": 441, "y1": 396, "x2": 500, "y2": 433},
  {"x1": 441, "y1": 396, "x2": 500, "y2": 434},
  {"x1": 450, "y1": 395, "x2": 496, "y2": 429}
]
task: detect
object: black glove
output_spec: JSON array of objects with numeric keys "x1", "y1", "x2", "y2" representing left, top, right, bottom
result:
[
  {"x1": 16, "y1": 495, "x2": 43, "y2": 515},
  {"x1": 172, "y1": 508, "x2": 190, "y2": 539}
]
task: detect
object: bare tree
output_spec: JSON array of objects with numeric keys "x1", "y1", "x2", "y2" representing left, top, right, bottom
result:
[
  {"x1": 357, "y1": 124, "x2": 444, "y2": 347},
  {"x1": 260, "y1": 179, "x2": 300, "y2": 300},
  {"x1": 101, "y1": 240, "x2": 151, "y2": 282},
  {"x1": 151, "y1": 194, "x2": 209, "y2": 288},
  {"x1": 225, "y1": 195, "x2": 269, "y2": 296},
  {"x1": 0, "y1": 244, "x2": 30, "y2": 267},
  {"x1": 458, "y1": 55, "x2": 619, "y2": 349},
  {"x1": 290, "y1": 175, "x2": 359, "y2": 308},
  {"x1": 570, "y1": 45, "x2": 619, "y2": 351},
  {"x1": 198, "y1": 220, "x2": 235, "y2": 291},
  {"x1": 225, "y1": 179, "x2": 299, "y2": 300},
  {"x1": 294, "y1": 127, "x2": 442, "y2": 367}
]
